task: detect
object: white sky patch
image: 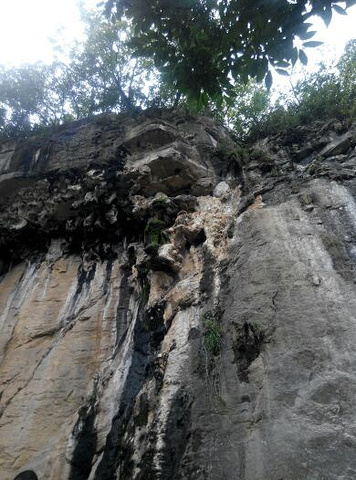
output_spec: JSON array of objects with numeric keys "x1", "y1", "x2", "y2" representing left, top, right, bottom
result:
[
  {"x1": 0, "y1": 0, "x2": 99, "y2": 65},
  {"x1": 271, "y1": 4, "x2": 356, "y2": 93},
  {"x1": 308, "y1": 4, "x2": 356, "y2": 63}
]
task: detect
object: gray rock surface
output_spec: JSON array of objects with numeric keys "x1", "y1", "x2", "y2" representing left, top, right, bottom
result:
[{"x1": 0, "y1": 111, "x2": 355, "y2": 480}]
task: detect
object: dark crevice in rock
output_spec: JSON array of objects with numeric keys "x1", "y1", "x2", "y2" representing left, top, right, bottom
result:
[
  {"x1": 160, "y1": 388, "x2": 192, "y2": 480},
  {"x1": 144, "y1": 305, "x2": 169, "y2": 394},
  {"x1": 69, "y1": 403, "x2": 98, "y2": 480},
  {"x1": 14, "y1": 471, "x2": 38, "y2": 480},
  {"x1": 115, "y1": 267, "x2": 132, "y2": 349},
  {"x1": 199, "y1": 246, "x2": 216, "y2": 297},
  {"x1": 236, "y1": 192, "x2": 256, "y2": 216},
  {"x1": 103, "y1": 260, "x2": 113, "y2": 295},
  {"x1": 93, "y1": 309, "x2": 149, "y2": 479},
  {"x1": 232, "y1": 322, "x2": 264, "y2": 383},
  {"x1": 54, "y1": 261, "x2": 99, "y2": 329},
  {"x1": 0, "y1": 227, "x2": 49, "y2": 275},
  {"x1": 143, "y1": 303, "x2": 167, "y2": 351},
  {"x1": 136, "y1": 430, "x2": 159, "y2": 480},
  {"x1": 76, "y1": 263, "x2": 97, "y2": 296},
  {"x1": 134, "y1": 388, "x2": 193, "y2": 480},
  {"x1": 93, "y1": 301, "x2": 166, "y2": 480},
  {"x1": 186, "y1": 228, "x2": 206, "y2": 249},
  {"x1": 320, "y1": 232, "x2": 354, "y2": 282}
]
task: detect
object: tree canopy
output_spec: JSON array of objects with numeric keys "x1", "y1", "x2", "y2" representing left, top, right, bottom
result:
[
  {"x1": 0, "y1": 13, "x2": 168, "y2": 138},
  {"x1": 221, "y1": 39, "x2": 356, "y2": 141},
  {"x1": 0, "y1": 4, "x2": 355, "y2": 140},
  {"x1": 106, "y1": 0, "x2": 356, "y2": 106}
]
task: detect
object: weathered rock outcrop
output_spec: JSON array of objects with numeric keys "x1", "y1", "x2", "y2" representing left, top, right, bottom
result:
[{"x1": 0, "y1": 111, "x2": 355, "y2": 480}]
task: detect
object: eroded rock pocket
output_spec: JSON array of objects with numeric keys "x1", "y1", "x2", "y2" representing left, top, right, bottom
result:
[{"x1": 232, "y1": 321, "x2": 264, "y2": 382}]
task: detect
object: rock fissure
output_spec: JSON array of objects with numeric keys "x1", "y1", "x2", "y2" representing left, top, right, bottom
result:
[{"x1": 1, "y1": 337, "x2": 58, "y2": 417}]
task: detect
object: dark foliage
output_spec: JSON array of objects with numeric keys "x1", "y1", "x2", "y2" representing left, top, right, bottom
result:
[{"x1": 106, "y1": 0, "x2": 356, "y2": 106}]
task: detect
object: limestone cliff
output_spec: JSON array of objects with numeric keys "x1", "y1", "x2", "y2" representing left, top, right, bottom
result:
[{"x1": 0, "y1": 111, "x2": 355, "y2": 480}]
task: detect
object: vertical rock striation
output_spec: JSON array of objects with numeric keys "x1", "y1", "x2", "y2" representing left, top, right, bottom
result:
[{"x1": 0, "y1": 112, "x2": 355, "y2": 479}]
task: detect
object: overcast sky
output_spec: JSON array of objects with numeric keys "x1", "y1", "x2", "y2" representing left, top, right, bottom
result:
[
  {"x1": 0, "y1": 0, "x2": 354, "y2": 91},
  {"x1": 0, "y1": 0, "x2": 100, "y2": 65}
]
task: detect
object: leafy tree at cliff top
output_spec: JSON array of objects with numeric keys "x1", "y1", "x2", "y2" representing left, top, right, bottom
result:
[
  {"x1": 59, "y1": 12, "x2": 167, "y2": 115},
  {"x1": 105, "y1": 0, "x2": 356, "y2": 107},
  {"x1": 221, "y1": 38, "x2": 356, "y2": 141},
  {"x1": 0, "y1": 63, "x2": 65, "y2": 138},
  {"x1": 0, "y1": 12, "x2": 170, "y2": 139},
  {"x1": 0, "y1": 4, "x2": 355, "y2": 140}
]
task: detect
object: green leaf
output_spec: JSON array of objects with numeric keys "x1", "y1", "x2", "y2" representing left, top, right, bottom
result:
[
  {"x1": 213, "y1": 92, "x2": 223, "y2": 109},
  {"x1": 276, "y1": 68, "x2": 289, "y2": 76},
  {"x1": 321, "y1": 7, "x2": 332, "y2": 26},
  {"x1": 255, "y1": 58, "x2": 268, "y2": 82},
  {"x1": 201, "y1": 90, "x2": 209, "y2": 107},
  {"x1": 298, "y1": 30, "x2": 317, "y2": 40},
  {"x1": 265, "y1": 70, "x2": 272, "y2": 90},
  {"x1": 291, "y1": 47, "x2": 299, "y2": 66},
  {"x1": 256, "y1": 69, "x2": 265, "y2": 83},
  {"x1": 345, "y1": 0, "x2": 356, "y2": 7},
  {"x1": 299, "y1": 49, "x2": 308, "y2": 66},
  {"x1": 303, "y1": 41, "x2": 324, "y2": 48},
  {"x1": 240, "y1": 68, "x2": 249, "y2": 84},
  {"x1": 275, "y1": 60, "x2": 290, "y2": 68},
  {"x1": 333, "y1": 4, "x2": 347, "y2": 15}
]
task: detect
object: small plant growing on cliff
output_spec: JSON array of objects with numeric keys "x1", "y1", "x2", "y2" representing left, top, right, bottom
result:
[
  {"x1": 202, "y1": 309, "x2": 223, "y2": 357},
  {"x1": 144, "y1": 218, "x2": 166, "y2": 249},
  {"x1": 216, "y1": 139, "x2": 242, "y2": 160},
  {"x1": 151, "y1": 192, "x2": 170, "y2": 209}
]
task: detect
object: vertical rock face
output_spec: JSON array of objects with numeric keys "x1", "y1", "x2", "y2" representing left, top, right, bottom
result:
[{"x1": 0, "y1": 111, "x2": 355, "y2": 480}]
